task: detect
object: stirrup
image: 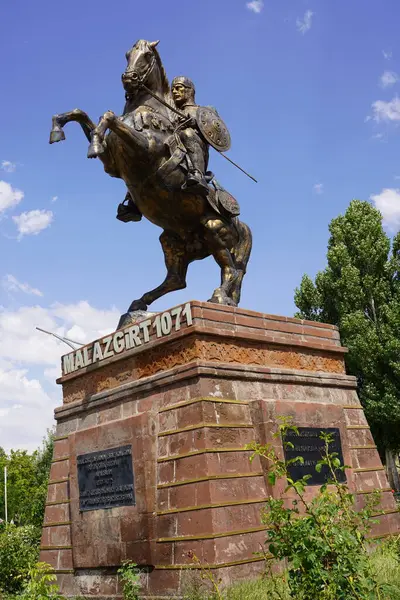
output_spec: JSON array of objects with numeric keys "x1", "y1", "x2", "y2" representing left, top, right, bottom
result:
[{"x1": 116, "y1": 196, "x2": 142, "y2": 223}]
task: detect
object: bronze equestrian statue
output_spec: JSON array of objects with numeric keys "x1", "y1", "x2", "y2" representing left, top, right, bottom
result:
[{"x1": 49, "y1": 39, "x2": 253, "y2": 329}]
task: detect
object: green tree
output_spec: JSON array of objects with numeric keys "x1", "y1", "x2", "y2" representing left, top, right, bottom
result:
[
  {"x1": 0, "y1": 430, "x2": 54, "y2": 527},
  {"x1": 0, "y1": 523, "x2": 40, "y2": 594},
  {"x1": 294, "y1": 200, "x2": 400, "y2": 478}
]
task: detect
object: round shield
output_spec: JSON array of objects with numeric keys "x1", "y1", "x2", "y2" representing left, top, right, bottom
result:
[
  {"x1": 196, "y1": 106, "x2": 231, "y2": 152},
  {"x1": 218, "y1": 190, "x2": 240, "y2": 217}
]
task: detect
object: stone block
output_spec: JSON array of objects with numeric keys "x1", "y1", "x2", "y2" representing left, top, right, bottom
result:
[
  {"x1": 47, "y1": 481, "x2": 69, "y2": 504},
  {"x1": 175, "y1": 509, "x2": 213, "y2": 537},
  {"x1": 53, "y1": 438, "x2": 70, "y2": 459},
  {"x1": 47, "y1": 525, "x2": 71, "y2": 547},
  {"x1": 49, "y1": 460, "x2": 69, "y2": 481},
  {"x1": 43, "y1": 503, "x2": 70, "y2": 524},
  {"x1": 98, "y1": 403, "x2": 122, "y2": 424},
  {"x1": 43, "y1": 302, "x2": 399, "y2": 598}
]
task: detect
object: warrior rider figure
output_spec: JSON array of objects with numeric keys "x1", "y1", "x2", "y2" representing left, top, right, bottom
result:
[
  {"x1": 119, "y1": 76, "x2": 236, "y2": 222},
  {"x1": 170, "y1": 76, "x2": 210, "y2": 194}
]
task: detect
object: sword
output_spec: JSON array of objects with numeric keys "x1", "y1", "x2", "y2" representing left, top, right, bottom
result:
[{"x1": 138, "y1": 81, "x2": 258, "y2": 184}]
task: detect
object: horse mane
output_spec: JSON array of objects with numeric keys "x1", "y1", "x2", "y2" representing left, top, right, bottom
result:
[{"x1": 151, "y1": 46, "x2": 170, "y2": 97}]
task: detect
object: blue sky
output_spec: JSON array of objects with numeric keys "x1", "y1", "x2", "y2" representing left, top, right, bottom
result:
[{"x1": 2, "y1": 0, "x2": 400, "y2": 451}]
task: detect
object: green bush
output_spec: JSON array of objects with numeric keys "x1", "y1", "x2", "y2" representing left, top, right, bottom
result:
[
  {"x1": 247, "y1": 418, "x2": 400, "y2": 599},
  {"x1": 0, "y1": 523, "x2": 40, "y2": 594},
  {"x1": 0, "y1": 431, "x2": 54, "y2": 528},
  {"x1": 117, "y1": 561, "x2": 141, "y2": 600},
  {"x1": 19, "y1": 562, "x2": 63, "y2": 600}
]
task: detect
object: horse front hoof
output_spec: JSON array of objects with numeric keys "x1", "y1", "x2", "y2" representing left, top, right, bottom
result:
[
  {"x1": 88, "y1": 136, "x2": 104, "y2": 158},
  {"x1": 49, "y1": 128, "x2": 65, "y2": 144},
  {"x1": 128, "y1": 299, "x2": 148, "y2": 312},
  {"x1": 208, "y1": 294, "x2": 237, "y2": 307},
  {"x1": 87, "y1": 139, "x2": 105, "y2": 159},
  {"x1": 116, "y1": 308, "x2": 154, "y2": 330},
  {"x1": 117, "y1": 312, "x2": 133, "y2": 329}
]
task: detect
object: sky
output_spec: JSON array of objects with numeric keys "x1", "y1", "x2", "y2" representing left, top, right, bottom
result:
[{"x1": 2, "y1": 0, "x2": 400, "y2": 452}]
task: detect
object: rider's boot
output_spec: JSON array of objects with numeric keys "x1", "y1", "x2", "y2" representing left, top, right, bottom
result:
[
  {"x1": 117, "y1": 192, "x2": 142, "y2": 222},
  {"x1": 182, "y1": 169, "x2": 209, "y2": 195}
]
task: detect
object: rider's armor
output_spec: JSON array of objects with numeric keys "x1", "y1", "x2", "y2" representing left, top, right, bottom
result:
[{"x1": 117, "y1": 76, "x2": 239, "y2": 222}]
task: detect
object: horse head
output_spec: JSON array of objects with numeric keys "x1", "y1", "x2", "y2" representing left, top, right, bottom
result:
[{"x1": 122, "y1": 39, "x2": 169, "y2": 98}]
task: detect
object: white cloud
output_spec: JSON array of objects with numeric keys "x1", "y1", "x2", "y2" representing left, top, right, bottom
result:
[
  {"x1": 0, "y1": 368, "x2": 54, "y2": 452},
  {"x1": 1, "y1": 161, "x2": 16, "y2": 173},
  {"x1": 380, "y1": 71, "x2": 399, "y2": 89},
  {"x1": 0, "y1": 300, "x2": 120, "y2": 452},
  {"x1": 12, "y1": 209, "x2": 53, "y2": 238},
  {"x1": 0, "y1": 181, "x2": 24, "y2": 214},
  {"x1": 383, "y1": 50, "x2": 393, "y2": 60},
  {"x1": 51, "y1": 196, "x2": 58, "y2": 203},
  {"x1": 2, "y1": 274, "x2": 43, "y2": 297},
  {"x1": 371, "y1": 97, "x2": 400, "y2": 122},
  {"x1": 246, "y1": 0, "x2": 264, "y2": 13},
  {"x1": 313, "y1": 183, "x2": 324, "y2": 194},
  {"x1": 370, "y1": 188, "x2": 400, "y2": 232},
  {"x1": 297, "y1": 10, "x2": 313, "y2": 34},
  {"x1": 372, "y1": 132, "x2": 385, "y2": 141}
]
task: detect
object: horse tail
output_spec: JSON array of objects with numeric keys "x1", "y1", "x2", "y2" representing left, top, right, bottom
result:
[
  {"x1": 232, "y1": 218, "x2": 252, "y2": 271},
  {"x1": 231, "y1": 218, "x2": 253, "y2": 305}
]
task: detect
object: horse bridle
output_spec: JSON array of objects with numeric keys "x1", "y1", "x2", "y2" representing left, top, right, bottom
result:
[
  {"x1": 124, "y1": 52, "x2": 157, "y2": 89},
  {"x1": 124, "y1": 50, "x2": 190, "y2": 122}
]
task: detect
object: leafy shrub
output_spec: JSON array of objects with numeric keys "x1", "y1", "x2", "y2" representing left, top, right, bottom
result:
[
  {"x1": 0, "y1": 523, "x2": 40, "y2": 594},
  {"x1": 117, "y1": 561, "x2": 141, "y2": 600},
  {"x1": 247, "y1": 417, "x2": 400, "y2": 599},
  {"x1": 19, "y1": 562, "x2": 63, "y2": 599},
  {"x1": 0, "y1": 431, "x2": 54, "y2": 528}
]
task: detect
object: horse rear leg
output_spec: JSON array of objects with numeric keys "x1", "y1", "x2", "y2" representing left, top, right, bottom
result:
[
  {"x1": 49, "y1": 109, "x2": 96, "y2": 144},
  {"x1": 204, "y1": 218, "x2": 239, "y2": 306},
  {"x1": 230, "y1": 220, "x2": 253, "y2": 305},
  {"x1": 117, "y1": 231, "x2": 189, "y2": 329}
]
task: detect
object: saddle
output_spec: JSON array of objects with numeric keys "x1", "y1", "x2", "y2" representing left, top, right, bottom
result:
[
  {"x1": 116, "y1": 175, "x2": 240, "y2": 224},
  {"x1": 207, "y1": 174, "x2": 240, "y2": 218},
  {"x1": 156, "y1": 133, "x2": 240, "y2": 217}
]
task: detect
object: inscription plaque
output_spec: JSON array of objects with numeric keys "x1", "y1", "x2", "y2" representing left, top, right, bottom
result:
[
  {"x1": 77, "y1": 445, "x2": 135, "y2": 511},
  {"x1": 283, "y1": 427, "x2": 346, "y2": 486}
]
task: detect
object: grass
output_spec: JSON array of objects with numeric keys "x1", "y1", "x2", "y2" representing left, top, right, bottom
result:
[
  {"x1": 372, "y1": 541, "x2": 400, "y2": 600},
  {"x1": 2, "y1": 539, "x2": 400, "y2": 600},
  {"x1": 180, "y1": 539, "x2": 400, "y2": 600}
]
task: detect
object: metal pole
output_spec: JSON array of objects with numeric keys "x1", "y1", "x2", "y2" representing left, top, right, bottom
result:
[
  {"x1": 35, "y1": 327, "x2": 84, "y2": 350},
  {"x1": 220, "y1": 153, "x2": 258, "y2": 183},
  {"x1": 4, "y1": 466, "x2": 7, "y2": 524},
  {"x1": 140, "y1": 81, "x2": 258, "y2": 184}
]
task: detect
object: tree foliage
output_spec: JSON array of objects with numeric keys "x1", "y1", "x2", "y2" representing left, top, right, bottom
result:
[
  {"x1": 0, "y1": 523, "x2": 40, "y2": 594},
  {"x1": 294, "y1": 200, "x2": 400, "y2": 452},
  {"x1": 247, "y1": 418, "x2": 397, "y2": 600},
  {"x1": 0, "y1": 430, "x2": 54, "y2": 528}
]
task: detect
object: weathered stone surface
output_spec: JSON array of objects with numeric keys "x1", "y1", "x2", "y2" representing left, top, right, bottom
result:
[{"x1": 40, "y1": 302, "x2": 399, "y2": 598}]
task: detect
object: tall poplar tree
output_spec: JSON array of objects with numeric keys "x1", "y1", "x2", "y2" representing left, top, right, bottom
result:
[{"x1": 295, "y1": 200, "x2": 400, "y2": 486}]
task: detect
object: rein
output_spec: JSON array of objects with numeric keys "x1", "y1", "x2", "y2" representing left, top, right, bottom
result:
[
  {"x1": 124, "y1": 51, "x2": 187, "y2": 120},
  {"x1": 124, "y1": 48, "x2": 258, "y2": 184}
]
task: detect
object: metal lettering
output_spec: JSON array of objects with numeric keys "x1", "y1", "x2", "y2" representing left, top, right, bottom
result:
[
  {"x1": 283, "y1": 427, "x2": 346, "y2": 486},
  {"x1": 171, "y1": 305, "x2": 183, "y2": 330},
  {"x1": 139, "y1": 319, "x2": 152, "y2": 342},
  {"x1": 83, "y1": 347, "x2": 92, "y2": 366},
  {"x1": 113, "y1": 331, "x2": 125, "y2": 353},
  {"x1": 63, "y1": 353, "x2": 75, "y2": 374},
  {"x1": 77, "y1": 445, "x2": 135, "y2": 511},
  {"x1": 161, "y1": 311, "x2": 172, "y2": 335},
  {"x1": 62, "y1": 302, "x2": 195, "y2": 375},
  {"x1": 103, "y1": 335, "x2": 114, "y2": 359},
  {"x1": 92, "y1": 341, "x2": 104, "y2": 363}
]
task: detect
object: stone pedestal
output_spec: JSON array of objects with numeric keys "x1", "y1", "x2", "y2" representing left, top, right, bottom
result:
[{"x1": 40, "y1": 301, "x2": 400, "y2": 599}]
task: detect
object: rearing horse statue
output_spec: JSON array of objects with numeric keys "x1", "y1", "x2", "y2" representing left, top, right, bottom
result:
[{"x1": 49, "y1": 40, "x2": 252, "y2": 329}]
